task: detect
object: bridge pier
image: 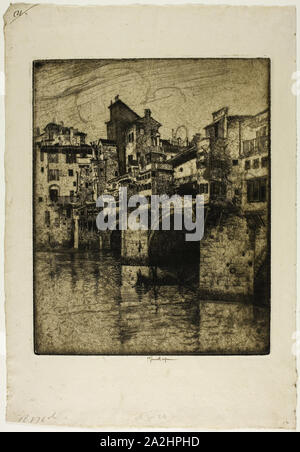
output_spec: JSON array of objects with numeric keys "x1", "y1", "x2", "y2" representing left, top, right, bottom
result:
[{"x1": 121, "y1": 229, "x2": 149, "y2": 264}]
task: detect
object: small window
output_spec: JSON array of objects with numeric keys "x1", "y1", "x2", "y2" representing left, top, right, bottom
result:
[
  {"x1": 38, "y1": 197, "x2": 43, "y2": 202},
  {"x1": 48, "y1": 152, "x2": 58, "y2": 163},
  {"x1": 115, "y1": 171, "x2": 118, "y2": 177},
  {"x1": 48, "y1": 169, "x2": 59, "y2": 181},
  {"x1": 253, "y1": 159, "x2": 260, "y2": 169},
  {"x1": 261, "y1": 156, "x2": 268, "y2": 168},
  {"x1": 179, "y1": 167, "x2": 183, "y2": 172},
  {"x1": 85, "y1": 183, "x2": 89, "y2": 188},
  {"x1": 73, "y1": 181, "x2": 76, "y2": 187},
  {"x1": 68, "y1": 169, "x2": 74, "y2": 176},
  {"x1": 40, "y1": 150, "x2": 44, "y2": 162},
  {"x1": 232, "y1": 159, "x2": 238, "y2": 166},
  {"x1": 41, "y1": 167, "x2": 44, "y2": 173},
  {"x1": 45, "y1": 211, "x2": 50, "y2": 226},
  {"x1": 200, "y1": 183, "x2": 208, "y2": 194},
  {"x1": 245, "y1": 160, "x2": 250, "y2": 170},
  {"x1": 66, "y1": 153, "x2": 76, "y2": 164}
]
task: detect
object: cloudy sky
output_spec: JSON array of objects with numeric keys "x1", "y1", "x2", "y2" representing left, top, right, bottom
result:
[{"x1": 34, "y1": 58, "x2": 269, "y2": 143}]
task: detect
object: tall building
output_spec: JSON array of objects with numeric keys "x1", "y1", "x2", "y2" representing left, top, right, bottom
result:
[
  {"x1": 34, "y1": 123, "x2": 93, "y2": 248},
  {"x1": 106, "y1": 95, "x2": 141, "y2": 175}
]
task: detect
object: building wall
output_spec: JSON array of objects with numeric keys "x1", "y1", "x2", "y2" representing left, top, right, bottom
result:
[
  {"x1": 34, "y1": 136, "x2": 93, "y2": 248},
  {"x1": 173, "y1": 158, "x2": 197, "y2": 180},
  {"x1": 121, "y1": 229, "x2": 149, "y2": 264},
  {"x1": 199, "y1": 214, "x2": 255, "y2": 301},
  {"x1": 106, "y1": 98, "x2": 141, "y2": 174}
]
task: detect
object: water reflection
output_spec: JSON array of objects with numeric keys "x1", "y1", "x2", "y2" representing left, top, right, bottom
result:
[{"x1": 34, "y1": 251, "x2": 269, "y2": 355}]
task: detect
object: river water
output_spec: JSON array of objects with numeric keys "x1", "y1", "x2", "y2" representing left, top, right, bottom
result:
[{"x1": 34, "y1": 251, "x2": 269, "y2": 355}]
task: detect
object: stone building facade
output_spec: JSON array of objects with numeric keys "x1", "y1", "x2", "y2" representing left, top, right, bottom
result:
[{"x1": 34, "y1": 123, "x2": 93, "y2": 249}]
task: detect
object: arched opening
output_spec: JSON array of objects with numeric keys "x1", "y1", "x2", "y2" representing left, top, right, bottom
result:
[
  {"x1": 49, "y1": 184, "x2": 59, "y2": 202},
  {"x1": 148, "y1": 211, "x2": 200, "y2": 285}
]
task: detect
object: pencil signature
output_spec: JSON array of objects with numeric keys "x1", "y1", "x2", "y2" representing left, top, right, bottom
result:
[{"x1": 147, "y1": 356, "x2": 177, "y2": 364}]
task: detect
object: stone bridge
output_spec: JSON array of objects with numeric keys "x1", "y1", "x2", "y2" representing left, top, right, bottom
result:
[{"x1": 74, "y1": 202, "x2": 268, "y2": 303}]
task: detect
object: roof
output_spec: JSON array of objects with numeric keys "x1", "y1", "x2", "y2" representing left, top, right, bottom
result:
[
  {"x1": 108, "y1": 98, "x2": 141, "y2": 120},
  {"x1": 169, "y1": 146, "x2": 197, "y2": 167},
  {"x1": 134, "y1": 116, "x2": 161, "y2": 128},
  {"x1": 99, "y1": 138, "x2": 117, "y2": 146},
  {"x1": 204, "y1": 110, "x2": 269, "y2": 129},
  {"x1": 44, "y1": 122, "x2": 87, "y2": 136}
]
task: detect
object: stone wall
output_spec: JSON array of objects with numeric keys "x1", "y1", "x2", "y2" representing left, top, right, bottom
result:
[
  {"x1": 199, "y1": 213, "x2": 254, "y2": 301},
  {"x1": 78, "y1": 227, "x2": 99, "y2": 250},
  {"x1": 198, "y1": 302, "x2": 269, "y2": 354},
  {"x1": 121, "y1": 229, "x2": 149, "y2": 264}
]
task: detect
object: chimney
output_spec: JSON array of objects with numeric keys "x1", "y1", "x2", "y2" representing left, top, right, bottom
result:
[
  {"x1": 144, "y1": 108, "x2": 151, "y2": 118},
  {"x1": 115, "y1": 94, "x2": 119, "y2": 102}
]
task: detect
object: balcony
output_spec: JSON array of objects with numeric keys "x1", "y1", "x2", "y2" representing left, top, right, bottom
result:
[
  {"x1": 173, "y1": 173, "x2": 197, "y2": 187},
  {"x1": 242, "y1": 136, "x2": 269, "y2": 157},
  {"x1": 54, "y1": 195, "x2": 79, "y2": 205}
]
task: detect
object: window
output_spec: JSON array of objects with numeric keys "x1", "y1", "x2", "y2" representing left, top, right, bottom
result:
[
  {"x1": 243, "y1": 140, "x2": 255, "y2": 156},
  {"x1": 247, "y1": 178, "x2": 267, "y2": 203},
  {"x1": 41, "y1": 167, "x2": 44, "y2": 173},
  {"x1": 85, "y1": 183, "x2": 89, "y2": 188},
  {"x1": 68, "y1": 169, "x2": 74, "y2": 177},
  {"x1": 179, "y1": 167, "x2": 183, "y2": 172},
  {"x1": 256, "y1": 126, "x2": 267, "y2": 138},
  {"x1": 232, "y1": 159, "x2": 238, "y2": 166},
  {"x1": 253, "y1": 158, "x2": 260, "y2": 169},
  {"x1": 73, "y1": 181, "x2": 76, "y2": 187},
  {"x1": 38, "y1": 197, "x2": 43, "y2": 202},
  {"x1": 48, "y1": 169, "x2": 59, "y2": 181},
  {"x1": 199, "y1": 183, "x2": 208, "y2": 194},
  {"x1": 40, "y1": 150, "x2": 44, "y2": 162},
  {"x1": 211, "y1": 181, "x2": 226, "y2": 198},
  {"x1": 261, "y1": 156, "x2": 269, "y2": 168},
  {"x1": 115, "y1": 171, "x2": 118, "y2": 177},
  {"x1": 245, "y1": 160, "x2": 250, "y2": 170},
  {"x1": 48, "y1": 152, "x2": 58, "y2": 163},
  {"x1": 66, "y1": 153, "x2": 76, "y2": 163},
  {"x1": 45, "y1": 211, "x2": 50, "y2": 226}
]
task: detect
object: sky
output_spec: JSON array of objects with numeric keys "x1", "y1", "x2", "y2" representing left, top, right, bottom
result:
[{"x1": 34, "y1": 58, "x2": 269, "y2": 143}]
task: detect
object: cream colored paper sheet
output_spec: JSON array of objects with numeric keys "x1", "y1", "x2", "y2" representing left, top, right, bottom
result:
[{"x1": 4, "y1": 4, "x2": 297, "y2": 429}]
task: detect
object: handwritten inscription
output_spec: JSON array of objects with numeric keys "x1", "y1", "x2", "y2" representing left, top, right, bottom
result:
[
  {"x1": 147, "y1": 356, "x2": 177, "y2": 364},
  {"x1": 9, "y1": 5, "x2": 38, "y2": 25},
  {"x1": 18, "y1": 412, "x2": 57, "y2": 424}
]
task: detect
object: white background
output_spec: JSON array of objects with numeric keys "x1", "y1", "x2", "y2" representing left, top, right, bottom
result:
[{"x1": 0, "y1": 0, "x2": 299, "y2": 432}]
